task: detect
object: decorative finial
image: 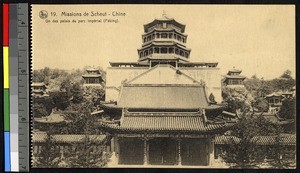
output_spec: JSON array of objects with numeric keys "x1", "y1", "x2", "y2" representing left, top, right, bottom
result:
[{"x1": 162, "y1": 10, "x2": 166, "y2": 17}]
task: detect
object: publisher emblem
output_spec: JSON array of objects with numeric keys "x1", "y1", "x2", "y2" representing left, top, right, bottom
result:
[{"x1": 39, "y1": 10, "x2": 48, "y2": 19}]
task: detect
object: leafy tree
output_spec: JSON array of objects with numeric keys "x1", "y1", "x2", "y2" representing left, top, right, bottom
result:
[
  {"x1": 221, "y1": 113, "x2": 280, "y2": 168},
  {"x1": 222, "y1": 86, "x2": 253, "y2": 113},
  {"x1": 32, "y1": 132, "x2": 61, "y2": 168},
  {"x1": 278, "y1": 97, "x2": 296, "y2": 120},
  {"x1": 68, "y1": 135, "x2": 110, "y2": 168},
  {"x1": 280, "y1": 70, "x2": 292, "y2": 79},
  {"x1": 252, "y1": 97, "x2": 269, "y2": 112}
]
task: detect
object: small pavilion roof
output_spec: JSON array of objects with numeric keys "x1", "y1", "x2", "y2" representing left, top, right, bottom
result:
[
  {"x1": 82, "y1": 74, "x2": 103, "y2": 78},
  {"x1": 86, "y1": 68, "x2": 100, "y2": 72},
  {"x1": 34, "y1": 112, "x2": 69, "y2": 124},
  {"x1": 227, "y1": 68, "x2": 242, "y2": 74},
  {"x1": 223, "y1": 75, "x2": 246, "y2": 79},
  {"x1": 265, "y1": 92, "x2": 285, "y2": 98}
]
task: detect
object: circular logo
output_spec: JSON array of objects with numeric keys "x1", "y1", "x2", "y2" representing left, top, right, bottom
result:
[{"x1": 39, "y1": 10, "x2": 48, "y2": 19}]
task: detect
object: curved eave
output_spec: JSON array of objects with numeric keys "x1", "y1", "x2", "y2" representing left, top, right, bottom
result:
[
  {"x1": 138, "y1": 42, "x2": 191, "y2": 51},
  {"x1": 142, "y1": 28, "x2": 188, "y2": 37},
  {"x1": 99, "y1": 122, "x2": 235, "y2": 134}
]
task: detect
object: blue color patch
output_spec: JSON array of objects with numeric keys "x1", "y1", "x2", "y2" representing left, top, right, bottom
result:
[{"x1": 4, "y1": 132, "x2": 11, "y2": 172}]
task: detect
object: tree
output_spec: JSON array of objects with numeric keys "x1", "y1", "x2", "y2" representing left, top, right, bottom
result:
[
  {"x1": 278, "y1": 97, "x2": 296, "y2": 120},
  {"x1": 222, "y1": 86, "x2": 253, "y2": 113},
  {"x1": 221, "y1": 113, "x2": 280, "y2": 168},
  {"x1": 68, "y1": 135, "x2": 110, "y2": 168},
  {"x1": 32, "y1": 133, "x2": 61, "y2": 168},
  {"x1": 280, "y1": 70, "x2": 292, "y2": 79}
]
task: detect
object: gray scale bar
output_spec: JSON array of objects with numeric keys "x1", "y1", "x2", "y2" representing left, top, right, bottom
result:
[
  {"x1": 17, "y1": 3, "x2": 30, "y2": 172},
  {"x1": 19, "y1": 122, "x2": 29, "y2": 171}
]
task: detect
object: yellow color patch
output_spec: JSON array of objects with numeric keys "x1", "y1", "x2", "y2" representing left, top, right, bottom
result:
[{"x1": 3, "y1": 47, "x2": 9, "y2": 88}]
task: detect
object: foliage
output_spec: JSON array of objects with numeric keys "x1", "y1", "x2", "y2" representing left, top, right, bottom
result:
[
  {"x1": 221, "y1": 86, "x2": 253, "y2": 113},
  {"x1": 68, "y1": 136, "x2": 111, "y2": 168},
  {"x1": 221, "y1": 113, "x2": 281, "y2": 168},
  {"x1": 278, "y1": 97, "x2": 296, "y2": 120},
  {"x1": 252, "y1": 97, "x2": 269, "y2": 112},
  {"x1": 32, "y1": 133, "x2": 61, "y2": 168},
  {"x1": 244, "y1": 70, "x2": 295, "y2": 98}
]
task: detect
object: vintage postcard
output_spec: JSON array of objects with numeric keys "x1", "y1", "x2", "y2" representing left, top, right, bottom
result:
[{"x1": 30, "y1": 5, "x2": 296, "y2": 168}]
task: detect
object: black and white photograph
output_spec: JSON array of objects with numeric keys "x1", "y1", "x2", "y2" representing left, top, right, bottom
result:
[{"x1": 30, "y1": 5, "x2": 296, "y2": 168}]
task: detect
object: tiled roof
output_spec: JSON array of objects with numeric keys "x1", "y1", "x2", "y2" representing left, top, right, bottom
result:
[
  {"x1": 100, "y1": 114, "x2": 235, "y2": 133},
  {"x1": 34, "y1": 113, "x2": 68, "y2": 124},
  {"x1": 215, "y1": 134, "x2": 296, "y2": 146},
  {"x1": 32, "y1": 133, "x2": 107, "y2": 143},
  {"x1": 82, "y1": 74, "x2": 102, "y2": 78},
  {"x1": 117, "y1": 84, "x2": 210, "y2": 109},
  {"x1": 224, "y1": 75, "x2": 246, "y2": 79},
  {"x1": 32, "y1": 82, "x2": 46, "y2": 87}
]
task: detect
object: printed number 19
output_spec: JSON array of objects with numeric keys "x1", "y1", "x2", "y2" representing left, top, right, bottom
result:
[{"x1": 51, "y1": 12, "x2": 56, "y2": 16}]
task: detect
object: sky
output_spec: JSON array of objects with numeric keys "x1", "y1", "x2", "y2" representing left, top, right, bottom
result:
[{"x1": 32, "y1": 5, "x2": 295, "y2": 80}]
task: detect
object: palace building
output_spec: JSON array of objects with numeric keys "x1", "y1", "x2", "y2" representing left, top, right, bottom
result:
[
  {"x1": 99, "y1": 14, "x2": 237, "y2": 167},
  {"x1": 32, "y1": 82, "x2": 49, "y2": 98},
  {"x1": 82, "y1": 68, "x2": 104, "y2": 87},
  {"x1": 223, "y1": 68, "x2": 245, "y2": 87}
]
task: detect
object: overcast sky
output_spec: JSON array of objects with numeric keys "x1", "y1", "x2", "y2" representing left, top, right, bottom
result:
[{"x1": 32, "y1": 5, "x2": 295, "y2": 79}]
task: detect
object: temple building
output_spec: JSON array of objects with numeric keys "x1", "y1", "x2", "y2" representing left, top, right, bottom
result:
[
  {"x1": 99, "y1": 14, "x2": 237, "y2": 167},
  {"x1": 265, "y1": 91, "x2": 294, "y2": 114},
  {"x1": 82, "y1": 68, "x2": 104, "y2": 87},
  {"x1": 32, "y1": 82, "x2": 49, "y2": 98},
  {"x1": 222, "y1": 68, "x2": 245, "y2": 87}
]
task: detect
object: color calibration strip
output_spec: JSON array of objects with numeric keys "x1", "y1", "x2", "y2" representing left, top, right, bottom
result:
[
  {"x1": 3, "y1": 3, "x2": 11, "y2": 172},
  {"x1": 3, "y1": 3, "x2": 29, "y2": 172}
]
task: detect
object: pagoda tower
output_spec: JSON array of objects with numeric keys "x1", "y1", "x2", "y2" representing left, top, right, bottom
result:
[
  {"x1": 82, "y1": 67, "x2": 104, "y2": 87},
  {"x1": 223, "y1": 67, "x2": 245, "y2": 87},
  {"x1": 138, "y1": 12, "x2": 191, "y2": 67}
]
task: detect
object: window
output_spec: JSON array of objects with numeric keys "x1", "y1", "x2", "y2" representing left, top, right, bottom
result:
[
  {"x1": 154, "y1": 47, "x2": 159, "y2": 53},
  {"x1": 161, "y1": 48, "x2": 168, "y2": 54},
  {"x1": 163, "y1": 23, "x2": 167, "y2": 28},
  {"x1": 161, "y1": 33, "x2": 167, "y2": 38}
]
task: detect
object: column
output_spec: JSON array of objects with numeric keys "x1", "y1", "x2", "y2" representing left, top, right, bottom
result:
[
  {"x1": 143, "y1": 138, "x2": 149, "y2": 165},
  {"x1": 209, "y1": 136, "x2": 215, "y2": 166},
  {"x1": 177, "y1": 139, "x2": 182, "y2": 166}
]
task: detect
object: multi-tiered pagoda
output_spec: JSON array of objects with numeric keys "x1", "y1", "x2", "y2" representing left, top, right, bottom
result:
[
  {"x1": 100, "y1": 14, "x2": 237, "y2": 167},
  {"x1": 223, "y1": 68, "x2": 246, "y2": 87},
  {"x1": 82, "y1": 68, "x2": 104, "y2": 87}
]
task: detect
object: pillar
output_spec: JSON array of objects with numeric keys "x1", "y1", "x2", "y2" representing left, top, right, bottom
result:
[
  {"x1": 177, "y1": 139, "x2": 182, "y2": 166},
  {"x1": 209, "y1": 136, "x2": 215, "y2": 166},
  {"x1": 143, "y1": 138, "x2": 149, "y2": 165}
]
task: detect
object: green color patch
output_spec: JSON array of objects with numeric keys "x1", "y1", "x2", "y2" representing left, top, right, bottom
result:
[{"x1": 4, "y1": 89, "x2": 10, "y2": 131}]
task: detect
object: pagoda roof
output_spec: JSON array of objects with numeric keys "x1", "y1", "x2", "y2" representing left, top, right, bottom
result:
[
  {"x1": 82, "y1": 74, "x2": 103, "y2": 78},
  {"x1": 138, "y1": 41, "x2": 191, "y2": 51},
  {"x1": 144, "y1": 15, "x2": 185, "y2": 33},
  {"x1": 86, "y1": 68, "x2": 100, "y2": 72},
  {"x1": 223, "y1": 75, "x2": 246, "y2": 79},
  {"x1": 142, "y1": 28, "x2": 188, "y2": 36},
  {"x1": 99, "y1": 114, "x2": 235, "y2": 134},
  {"x1": 227, "y1": 68, "x2": 242, "y2": 74},
  {"x1": 117, "y1": 84, "x2": 209, "y2": 109},
  {"x1": 138, "y1": 54, "x2": 189, "y2": 63}
]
